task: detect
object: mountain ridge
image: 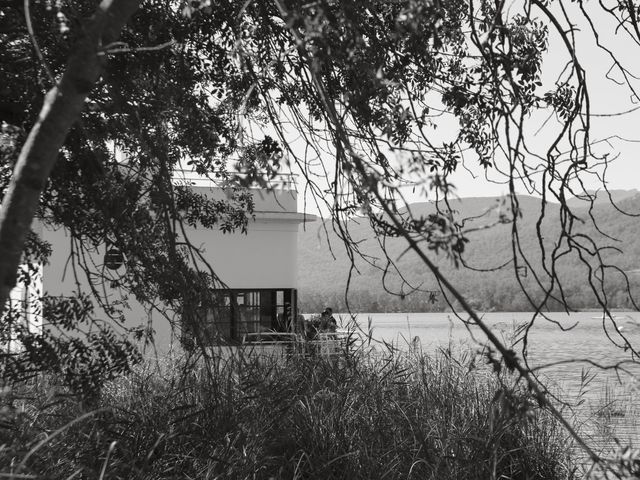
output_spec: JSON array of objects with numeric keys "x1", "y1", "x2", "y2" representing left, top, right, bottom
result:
[{"x1": 297, "y1": 193, "x2": 640, "y2": 313}]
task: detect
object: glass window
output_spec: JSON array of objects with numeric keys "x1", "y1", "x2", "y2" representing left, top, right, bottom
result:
[
  {"x1": 187, "y1": 288, "x2": 298, "y2": 344},
  {"x1": 207, "y1": 292, "x2": 230, "y2": 338},
  {"x1": 237, "y1": 290, "x2": 260, "y2": 334}
]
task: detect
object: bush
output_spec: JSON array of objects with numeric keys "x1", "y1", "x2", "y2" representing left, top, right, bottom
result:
[{"x1": 0, "y1": 346, "x2": 577, "y2": 479}]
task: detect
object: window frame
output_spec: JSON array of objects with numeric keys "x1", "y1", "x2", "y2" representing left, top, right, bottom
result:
[{"x1": 184, "y1": 288, "x2": 298, "y2": 345}]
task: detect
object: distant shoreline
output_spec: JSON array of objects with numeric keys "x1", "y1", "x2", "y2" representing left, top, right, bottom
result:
[{"x1": 302, "y1": 308, "x2": 633, "y2": 316}]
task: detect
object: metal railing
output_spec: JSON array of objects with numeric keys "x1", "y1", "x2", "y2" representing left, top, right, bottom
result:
[
  {"x1": 172, "y1": 169, "x2": 298, "y2": 189},
  {"x1": 240, "y1": 330, "x2": 354, "y2": 358}
]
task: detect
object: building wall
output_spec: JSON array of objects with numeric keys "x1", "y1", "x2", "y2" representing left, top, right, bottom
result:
[
  {"x1": 39, "y1": 186, "x2": 312, "y2": 353},
  {"x1": 41, "y1": 226, "x2": 163, "y2": 349},
  {"x1": 185, "y1": 219, "x2": 298, "y2": 289}
]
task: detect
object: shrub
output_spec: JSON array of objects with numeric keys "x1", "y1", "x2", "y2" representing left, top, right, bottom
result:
[{"x1": 1, "y1": 346, "x2": 578, "y2": 479}]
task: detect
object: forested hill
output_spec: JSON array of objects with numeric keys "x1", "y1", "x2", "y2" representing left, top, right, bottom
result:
[{"x1": 297, "y1": 190, "x2": 640, "y2": 313}]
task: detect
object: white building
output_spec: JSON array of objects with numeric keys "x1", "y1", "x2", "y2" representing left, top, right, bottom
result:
[{"x1": 12, "y1": 178, "x2": 314, "y2": 353}]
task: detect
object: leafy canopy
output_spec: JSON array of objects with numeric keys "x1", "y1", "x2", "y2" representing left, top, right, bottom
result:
[{"x1": 2, "y1": 1, "x2": 639, "y2": 408}]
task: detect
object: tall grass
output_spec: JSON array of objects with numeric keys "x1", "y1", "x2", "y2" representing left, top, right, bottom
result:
[{"x1": 1, "y1": 345, "x2": 578, "y2": 479}]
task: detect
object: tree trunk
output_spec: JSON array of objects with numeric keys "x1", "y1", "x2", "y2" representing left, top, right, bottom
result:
[{"x1": 0, "y1": 0, "x2": 140, "y2": 309}]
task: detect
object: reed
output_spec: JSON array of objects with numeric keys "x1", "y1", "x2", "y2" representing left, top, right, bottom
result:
[{"x1": 1, "y1": 345, "x2": 578, "y2": 479}]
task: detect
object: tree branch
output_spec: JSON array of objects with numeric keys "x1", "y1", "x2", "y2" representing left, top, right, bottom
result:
[{"x1": 0, "y1": 0, "x2": 141, "y2": 309}]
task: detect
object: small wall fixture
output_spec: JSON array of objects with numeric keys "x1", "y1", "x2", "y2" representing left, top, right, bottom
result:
[{"x1": 104, "y1": 247, "x2": 124, "y2": 270}]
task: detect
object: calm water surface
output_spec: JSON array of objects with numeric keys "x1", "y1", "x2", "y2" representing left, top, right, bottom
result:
[{"x1": 342, "y1": 311, "x2": 640, "y2": 456}]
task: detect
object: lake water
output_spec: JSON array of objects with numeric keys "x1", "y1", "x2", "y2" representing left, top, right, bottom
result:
[{"x1": 341, "y1": 311, "x2": 640, "y2": 458}]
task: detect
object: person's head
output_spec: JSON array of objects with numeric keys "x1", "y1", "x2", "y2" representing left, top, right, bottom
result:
[{"x1": 323, "y1": 307, "x2": 333, "y2": 316}]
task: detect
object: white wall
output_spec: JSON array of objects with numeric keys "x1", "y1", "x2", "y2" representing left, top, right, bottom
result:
[
  {"x1": 39, "y1": 186, "x2": 314, "y2": 353},
  {"x1": 184, "y1": 218, "x2": 298, "y2": 289}
]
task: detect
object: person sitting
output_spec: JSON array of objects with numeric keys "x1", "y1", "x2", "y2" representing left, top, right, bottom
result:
[
  {"x1": 322, "y1": 307, "x2": 337, "y2": 333},
  {"x1": 303, "y1": 307, "x2": 338, "y2": 340}
]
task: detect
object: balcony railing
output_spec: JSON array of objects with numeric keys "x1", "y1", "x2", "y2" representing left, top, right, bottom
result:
[{"x1": 172, "y1": 169, "x2": 298, "y2": 189}]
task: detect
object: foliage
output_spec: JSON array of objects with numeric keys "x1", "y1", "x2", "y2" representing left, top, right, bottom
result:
[
  {"x1": 2, "y1": 293, "x2": 140, "y2": 397},
  {"x1": 2, "y1": 0, "x2": 640, "y2": 468},
  {"x1": 1, "y1": 348, "x2": 577, "y2": 479},
  {"x1": 1, "y1": 0, "x2": 267, "y2": 388}
]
